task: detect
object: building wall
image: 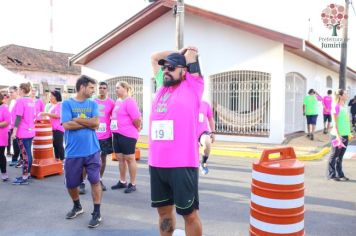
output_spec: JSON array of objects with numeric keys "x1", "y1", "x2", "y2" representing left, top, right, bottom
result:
[
  {"x1": 284, "y1": 51, "x2": 354, "y2": 132},
  {"x1": 19, "y1": 71, "x2": 78, "y2": 101},
  {"x1": 81, "y1": 12, "x2": 288, "y2": 143}
]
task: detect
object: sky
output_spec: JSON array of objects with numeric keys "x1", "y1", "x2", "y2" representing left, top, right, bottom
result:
[{"x1": 0, "y1": 0, "x2": 355, "y2": 68}]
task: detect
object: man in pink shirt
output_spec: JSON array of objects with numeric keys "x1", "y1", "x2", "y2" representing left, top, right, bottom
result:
[
  {"x1": 322, "y1": 90, "x2": 333, "y2": 134},
  {"x1": 197, "y1": 100, "x2": 216, "y2": 175},
  {"x1": 94, "y1": 81, "x2": 115, "y2": 191},
  {"x1": 150, "y1": 47, "x2": 203, "y2": 235}
]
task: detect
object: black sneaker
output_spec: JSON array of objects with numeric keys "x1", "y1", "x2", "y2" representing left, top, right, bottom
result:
[
  {"x1": 9, "y1": 161, "x2": 17, "y2": 167},
  {"x1": 88, "y1": 212, "x2": 102, "y2": 228},
  {"x1": 100, "y1": 180, "x2": 107, "y2": 191},
  {"x1": 310, "y1": 134, "x2": 314, "y2": 140},
  {"x1": 124, "y1": 183, "x2": 136, "y2": 193},
  {"x1": 111, "y1": 181, "x2": 127, "y2": 190},
  {"x1": 79, "y1": 182, "x2": 86, "y2": 195},
  {"x1": 66, "y1": 206, "x2": 84, "y2": 219}
]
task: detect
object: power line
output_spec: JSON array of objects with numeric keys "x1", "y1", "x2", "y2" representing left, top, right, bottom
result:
[{"x1": 350, "y1": 0, "x2": 356, "y2": 16}]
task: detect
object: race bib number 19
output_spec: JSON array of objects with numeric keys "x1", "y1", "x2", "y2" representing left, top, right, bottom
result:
[{"x1": 151, "y1": 120, "x2": 174, "y2": 141}]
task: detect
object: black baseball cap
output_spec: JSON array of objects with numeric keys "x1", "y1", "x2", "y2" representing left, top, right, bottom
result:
[{"x1": 158, "y1": 53, "x2": 186, "y2": 67}]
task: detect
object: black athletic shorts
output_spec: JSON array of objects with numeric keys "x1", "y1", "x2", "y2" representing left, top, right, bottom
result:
[
  {"x1": 113, "y1": 133, "x2": 137, "y2": 155},
  {"x1": 323, "y1": 114, "x2": 332, "y2": 123},
  {"x1": 99, "y1": 137, "x2": 113, "y2": 155},
  {"x1": 149, "y1": 166, "x2": 199, "y2": 215}
]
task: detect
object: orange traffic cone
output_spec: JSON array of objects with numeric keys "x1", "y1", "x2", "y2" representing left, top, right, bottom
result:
[
  {"x1": 31, "y1": 119, "x2": 63, "y2": 179},
  {"x1": 249, "y1": 147, "x2": 305, "y2": 236}
]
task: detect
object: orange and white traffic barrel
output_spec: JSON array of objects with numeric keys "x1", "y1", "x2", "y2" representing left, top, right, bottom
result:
[
  {"x1": 249, "y1": 147, "x2": 305, "y2": 236},
  {"x1": 31, "y1": 119, "x2": 62, "y2": 179},
  {"x1": 33, "y1": 120, "x2": 54, "y2": 159}
]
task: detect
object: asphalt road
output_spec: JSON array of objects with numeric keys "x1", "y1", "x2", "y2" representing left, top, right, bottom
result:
[{"x1": 1, "y1": 151, "x2": 355, "y2": 236}]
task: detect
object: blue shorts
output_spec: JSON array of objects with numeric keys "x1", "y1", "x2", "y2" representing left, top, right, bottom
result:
[
  {"x1": 306, "y1": 115, "x2": 318, "y2": 125},
  {"x1": 64, "y1": 151, "x2": 101, "y2": 188}
]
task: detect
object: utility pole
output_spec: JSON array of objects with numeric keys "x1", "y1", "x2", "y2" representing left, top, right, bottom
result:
[
  {"x1": 175, "y1": 0, "x2": 184, "y2": 50},
  {"x1": 50, "y1": 0, "x2": 54, "y2": 51},
  {"x1": 339, "y1": 0, "x2": 350, "y2": 90}
]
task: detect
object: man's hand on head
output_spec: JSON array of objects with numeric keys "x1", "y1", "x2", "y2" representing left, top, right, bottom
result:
[{"x1": 184, "y1": 46, "x2": 198, "y2": 64}]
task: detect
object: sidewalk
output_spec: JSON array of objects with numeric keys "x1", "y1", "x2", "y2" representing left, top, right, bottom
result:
[{"x1": 137, "y1": 131, "x2": 332, "y2": 161}]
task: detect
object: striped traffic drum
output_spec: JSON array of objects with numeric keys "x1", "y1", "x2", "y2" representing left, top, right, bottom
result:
[
  {"x1": 249, "y1": 147, "x2": 305, "y2": 236},
  {"x1": 31, "y1": 119, "x2": 62, "y2": 179},
  {"x1": 33, "y1": 119, "x2": 54, "y2": 159}
]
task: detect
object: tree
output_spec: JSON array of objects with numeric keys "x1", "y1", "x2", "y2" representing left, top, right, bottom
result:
[{"x1": 321, "y1": 3, "x2": 348, "y2": 36}]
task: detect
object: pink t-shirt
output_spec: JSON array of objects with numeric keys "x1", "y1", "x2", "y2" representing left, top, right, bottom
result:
[
  {"x1": 9, "y1": 99, "x2": 17, "y2": 129},
  {"x1": 34, "y1": 98, "x2": 45, "y2": 118},
  {"x1": 149, "y1": 73, "x2": 204, "y2": 168},
  {"x1": 14, "y1": 97, "x2": 35, "y2": 139},
  {"x1": 0, "y1": 105, "x2": 11, "y2": 146},
  {"x1": 322, "y1": 96, "x2": 332, "y2": 115},
  {"x1": 95, "y1": 97, "x2": 115, "y2": 140},
  {"x1": 111, "y1": 97, "x2": 141, "y2": 140},
  {"x1": 48, "y1": 103, "x2": 64, "y2": 132},
  {"x1": 197, "y1": 101, "x2": 213, "y2": 137}
]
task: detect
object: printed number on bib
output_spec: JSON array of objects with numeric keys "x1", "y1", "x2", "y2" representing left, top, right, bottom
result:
[
  {"x1": 198, "y1": 113, "x2": 204, "y2": 123},
  {"x1": 110, "y1": 120, "x2": 118, "y2": 130},
  {"x1": 151, "y1": 120, "x2": 174, "y2": 141},
  {"x1": 97, "y1": 123, "x2": 107, "y2": 133}
]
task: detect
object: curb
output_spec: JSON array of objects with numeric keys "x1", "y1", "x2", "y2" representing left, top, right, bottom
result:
[{"x1": 136, "y1": 143, "x2": 331, "y2": 161}]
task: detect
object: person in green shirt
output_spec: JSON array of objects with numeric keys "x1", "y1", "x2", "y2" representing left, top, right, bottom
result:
[
  {"x1": 327, "y1": 89, "x2": 352, "y2": 181},
  {"x1": 303, "y1": 89, "x2": 322, "y2": 140}
]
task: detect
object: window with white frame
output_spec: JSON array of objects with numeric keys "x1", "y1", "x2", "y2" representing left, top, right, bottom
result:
[
  {"x1": 105, "y1": 76, "x2": 143, "y2": 113},
  {"x1": 326, "y1": 75, "x2": 333, "y2": 88},
  {"x1": 210, "y1": 70, "x2": 271, "y2": 136}
]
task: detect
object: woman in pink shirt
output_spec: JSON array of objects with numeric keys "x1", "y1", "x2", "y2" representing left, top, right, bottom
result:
[
  {"x1": 40, "y1": 90, "x2": 64, "y2": 161},
  {"x1": 11, "y1": 82, "x2": 35, "y2": 185},
  {"x1": 110, "y1": 81, "x2": 142, "y2": 194},
  {"x1": 0, "y1": 93, "x2": 11, "y2": 181},
  {"x1": 31, "y1": 87, "x2": 45, "y2": 119}
]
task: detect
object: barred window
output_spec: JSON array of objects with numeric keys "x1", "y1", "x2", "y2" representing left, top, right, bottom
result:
[
  {"x1": 105, "y1": 76, "x2": 143, "y2": 113},
  {"x1": 210, "y1": 70, "x2": 271, "y2": 136},
  {"x1": 326, "y1": 76, "x2": 333, "y2": 88}
]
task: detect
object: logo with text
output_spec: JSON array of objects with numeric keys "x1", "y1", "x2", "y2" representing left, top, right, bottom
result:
[{"x1": 319, "y1": 3, "x2": 348, "y2": 49}]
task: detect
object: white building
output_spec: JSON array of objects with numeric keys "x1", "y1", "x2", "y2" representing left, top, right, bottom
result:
[{"x1": 70, "y1": 0, "x2": 356, "y2": 144}]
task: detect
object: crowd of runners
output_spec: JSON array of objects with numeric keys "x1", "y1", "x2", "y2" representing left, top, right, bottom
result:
[
  {"x1": 303, "y1": 88, "x2": 353, "y2": 182},
  {"x1": 0, "y1": 46, "x2": 217, "y2": 235}
]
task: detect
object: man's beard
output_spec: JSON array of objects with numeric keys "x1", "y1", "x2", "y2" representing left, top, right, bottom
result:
[{"x1": 163, "y1": 73, "x2": 182, "y2": 87}]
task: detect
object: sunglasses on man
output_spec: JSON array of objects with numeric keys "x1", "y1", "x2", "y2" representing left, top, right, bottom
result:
[{"x1": 161, "y1": 64, "x2": 184, "y2": 72}]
